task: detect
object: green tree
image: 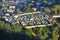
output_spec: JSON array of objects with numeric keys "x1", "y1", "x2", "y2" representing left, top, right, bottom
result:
[
  {"x1": 44, "y1": 7, "x2": 51, "y2": 14},
  {"x1": 24, "y1": 4, "x2": 34, "y2": 13},
  {"x1": 52, "y1": 5, "x2": 60, "y2": 15},
  {"x1": 24, "y1": 28, "x2": 33, "y2": 37},
  {"x1": 52, "y1": 27, "x2": 59, "y2": 40},
  {"x1": 42, "y1": 0, "x2": 47, "y2": 3},
  {"x1": 12, "y1": 24, "x2": 22, "y2": 32}
]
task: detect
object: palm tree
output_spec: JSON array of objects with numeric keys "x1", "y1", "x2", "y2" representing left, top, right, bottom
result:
[
  {"x1": 12, "y1": 24, "x2": 22, "y2": 32},
  {"x1": 44, "y1": 7, "x2": 51, "y2": 14},
  {"x1": 52, "y1": 27, "x2": 59, "y2": 40},
  {"x1": 25, "y1": 28, "x2": 33, "y2": 37},
  {"x1": 24, "y1": 4, "x2": 34, "y2": 13},
  {"x1": 52, "y1": 5, "x2": 60, "y2": 15}
]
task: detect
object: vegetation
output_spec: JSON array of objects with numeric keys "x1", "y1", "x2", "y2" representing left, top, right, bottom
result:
[
  {"x1": 52, "y1": 5, "x2": 60, "y2": 15},
  {"x1": 0, "y1": 18, "x2": 60, "y2": 40},
  {"x1": 24, "y1": 4, "x2": 34, "y2": 13},
  {"x1": 44, "y1": 7, "x2": 51, "y2": 14}
]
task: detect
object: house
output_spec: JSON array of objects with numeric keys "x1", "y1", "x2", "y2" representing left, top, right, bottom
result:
[{"x1": 7, "y1": 5, "x2": 15, "y2": 12}]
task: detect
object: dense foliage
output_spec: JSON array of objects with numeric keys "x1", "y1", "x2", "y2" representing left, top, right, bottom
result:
[{"x1": 0, "y1": 18, "x2": 60, "y2": 40}]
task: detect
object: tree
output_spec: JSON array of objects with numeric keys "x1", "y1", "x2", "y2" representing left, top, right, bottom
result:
[
  {"x1": 24, "y1": 4, "x2": 34, "y2": 13},
  {"x1": 44, "y1": 7, "x2": 51, "y2": 14},
  {"x1": 52, "y1": 27, "x2": 59, "y2": 40},
  {"x1": 12, "y1": 24, "x2": 22, "y2": 32},
  {"x1": 42, "y1": 0, "x2": 47, "y2": 4},
  {"x1": 24, "y1": 28, "x2": 33, "y2": 37},
  {"x1": 52, "y1": 5, "x2": 60, "y2": 15}
]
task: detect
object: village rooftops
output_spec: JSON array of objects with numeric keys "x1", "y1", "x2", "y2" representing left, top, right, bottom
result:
[{"x1": 1, "y1": 11, "x2": 60, "y2": 28}]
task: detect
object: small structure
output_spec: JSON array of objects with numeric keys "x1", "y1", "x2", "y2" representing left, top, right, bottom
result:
[
  {"x1": 5, "y1": 14, "x2": 10, "y2": 16},
  {"x1": 7, "y1": 5, "x2": 15, "y2": 12},
  {"x1": 14, "y1": 15, "x2": 19, "y2": 19}
]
